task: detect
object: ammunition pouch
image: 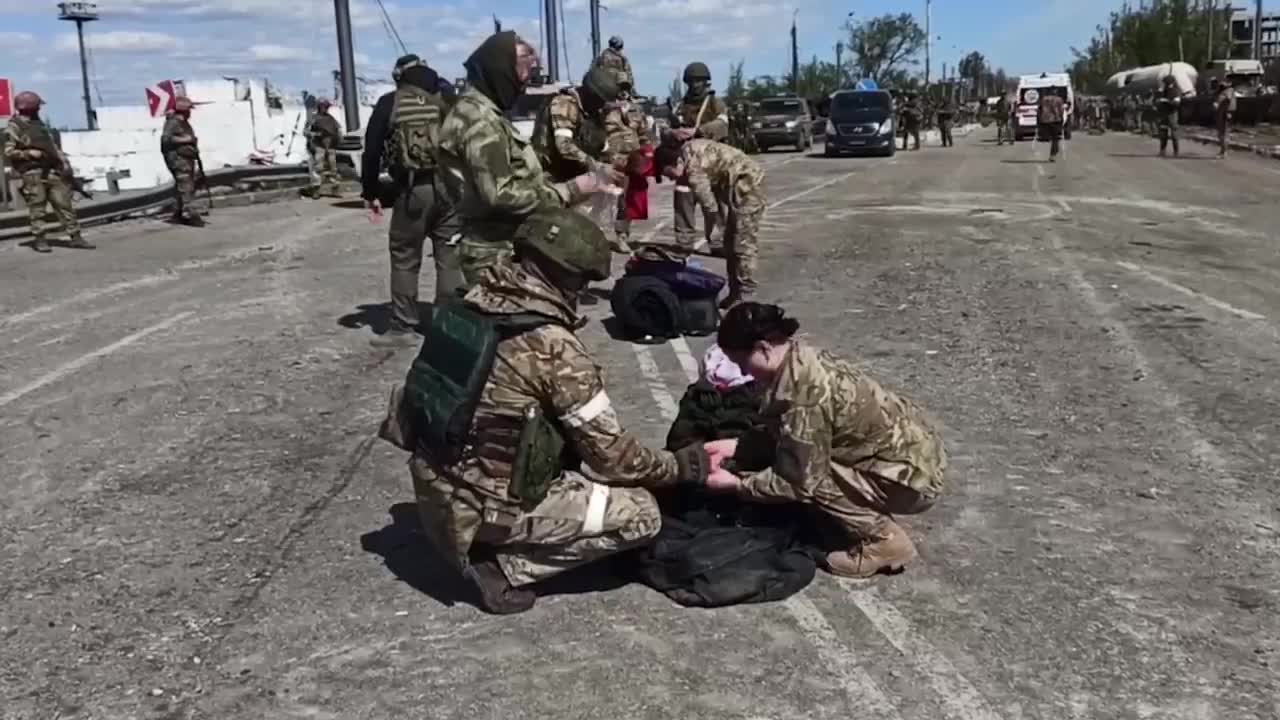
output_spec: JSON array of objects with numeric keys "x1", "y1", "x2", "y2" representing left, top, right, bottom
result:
[{"x1": 508, "y1": 403, "x2": 570, "y2": 509}]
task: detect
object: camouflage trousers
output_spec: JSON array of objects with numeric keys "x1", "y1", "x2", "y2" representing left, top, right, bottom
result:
[
  {"x1": 388, "y1": 177, "x2": 465, "y2": 331},
  {"x1": 814, "y1": 455, "x2": 945, "y2": 544},
  {"x1": 724, "y1": 179, "x2": 765, "y2": 299},
  {"x1": 19, "y1": 170, "x2": 82, "y2": 242},
  {"x1": 995, "y1": 121, "x2": 1011, "y2": 145},
  {"x1": 412, "y1": 460, "x2": 661, "y2": 587},
  {"x1": 311, "y1": 147, "x2": 342, "y2": 196},
  {"x1": 672, "y1": 180, "x2": 724, "y2": 253},
  {"x1": 166, "y1": 155, "x2": 201, "y2": 219}
]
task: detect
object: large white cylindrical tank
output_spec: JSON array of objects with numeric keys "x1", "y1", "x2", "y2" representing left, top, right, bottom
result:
[{"x1": 1110, "y1": 62, "x2": 1199, "y2": 96}]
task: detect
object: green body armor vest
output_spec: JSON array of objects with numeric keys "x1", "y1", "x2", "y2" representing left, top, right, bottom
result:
[
  {"x1": 534, "y1": 90, "x2": 608, "y2": 182},
  {"x1": 405, "y1": 302, "x2": 572, "y2": 508},
  {"x1": 386, "y1": 85, "x2": 445, "y2": 173}
]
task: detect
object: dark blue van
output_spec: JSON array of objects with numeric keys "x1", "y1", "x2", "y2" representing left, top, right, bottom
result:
[{"x1": 823, "y1": 89, "x2": 896, "y2": 157}]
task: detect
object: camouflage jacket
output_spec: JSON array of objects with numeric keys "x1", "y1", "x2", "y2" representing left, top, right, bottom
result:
[
  {"x1": 3, "y1": 115, "x2": 62, "y2": 173},
  {"x1": 418, "y1": 261, "x2": 680, "y2": 506},
  {"x1": 679, "y1": 139, "x2": 764, "y2": 212},
  {"x1": 161, "y1": 115, "x2": 198, "y2": 158},
  {"x1": 603, "y1": 100, "x2": 645, "y2": 161},
  {"x1": 531, "y1": 88, "x2": 609, "y2": 182},
  {"x1": 740, "y1": 341, "x2": 947, "y2": 504},
  {"x1": 592, "y1": 48, "x2": 634, "y2": 89},
  {"x1": 308, "y1": 112, "x2": 342, "y2": 149},
  {"x1": 672, "y1": 93, "x2": 729, "y2": 141},
  {"x1": 438, "y1": 87, "x2": 579, "y2": 245}
]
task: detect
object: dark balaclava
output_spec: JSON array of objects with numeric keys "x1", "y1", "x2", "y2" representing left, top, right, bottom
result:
[
  {"x1": 400, "y1": 64, "x2": 440, "y2": 94},
  {"x1": 464, "y1": 31, "x2": 521, "y2": 111}
]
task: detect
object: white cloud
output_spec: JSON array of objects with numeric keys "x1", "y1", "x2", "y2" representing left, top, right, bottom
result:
[
  {"x1": 0, "y1": 31, "x2": 35, "y2": 44},
  {"x1": 55, "y1": 30, "x2": 180, "y2": 53},
  {"x1": 249, "y1": 44, "x2": 315, "y2": 62}
]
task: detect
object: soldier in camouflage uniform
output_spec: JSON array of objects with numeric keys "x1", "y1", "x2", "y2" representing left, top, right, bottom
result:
[
  {"x1": 531, "y1": 67, "x2": 625, "y2": 185},
  {"x1": 657, "y1": 138, "x2": 765, "y2": 310},
  {"x1": 899, "y1": 93, "x2": 922, "y2": 151},
  {"x1": 307, "y1": 99, "x2": 343, "y2": 197},
  {"x1": 602, "y1": 82, "x2": 648, "y2": 252},
  {"x1": 1154, "y1": 75, "x2": 1181, "y2": 158},
  {"x1": 591, "y1": 36, "x2": 634, "y2": 90},
  {"x1": 3, "y1": 91, "x2": 93, "y2": 252},
  {"x1": 382, "y1": 207, "x2": 712, "y2": 614},
  {"x1": 437, "y1": 31, "x2": 602, "y2": 287},
  {"x1": 161, "y1": 96, "x2": 205, "y2": 226},
  {"x1": 664, "y1": 62, "x2": 729, "y2": 255},
  {"x1": 704, "y1": 302, "x2": 948, "y2": 579}
]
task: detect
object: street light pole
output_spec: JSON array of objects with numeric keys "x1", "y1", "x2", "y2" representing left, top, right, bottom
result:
[
  {"x1": 924, "y1": 0, "x2": 932, "y2": 88},
  {"x1": 333, "y1": 0, "x2": 360, "y2": 131}
]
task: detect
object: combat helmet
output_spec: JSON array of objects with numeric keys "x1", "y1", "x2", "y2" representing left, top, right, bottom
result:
[
  {"x1": 609, "y1": 35, "x2": 624, "y2": 51},
  {"x1": 683, "y1": 62, "x2": 711, "y2": 84},
  {"x1": 581, "y1": 66, "x2": 621, "y2": 106},
  {"x1": 515, "y1": 208, "x2": 612, "y2": 283},
  {"x1": 14, "y1": 91, "x2": 42, "y2": 113},
  {"x1": 392, "y1": 53, "x2": 423, "y2": 82}
]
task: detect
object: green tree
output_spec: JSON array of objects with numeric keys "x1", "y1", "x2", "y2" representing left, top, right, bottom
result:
[
  {"x1": 726, "y1": 60, "x2": 747, "y2": 100},
  {"x1": 848, "y1": 12, "x2": 926, "y2": 87}
]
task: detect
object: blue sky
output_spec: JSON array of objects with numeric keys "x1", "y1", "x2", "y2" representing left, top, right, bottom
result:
[{"x1": 2, "y1": 0, "x2": 1129, "y2": 126}]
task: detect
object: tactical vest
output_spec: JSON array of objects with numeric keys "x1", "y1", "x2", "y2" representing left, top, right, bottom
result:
[
  {"x1": 386, "y1": 84, "x2": 445, "y2": 173},
  {"x1": 405, "y1": 302, "x2": 571, "y2": 508},
  {"x1": 677, "y1": 96, "x2": 710, "y2": 128},
  {"x1": 11, "y1": 117, "x2": 59, "y2": 172}
]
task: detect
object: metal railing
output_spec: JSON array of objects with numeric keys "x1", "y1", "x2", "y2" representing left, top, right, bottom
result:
[{"x1": 1, "y1": 163, "x2": 310, "y2": 237}]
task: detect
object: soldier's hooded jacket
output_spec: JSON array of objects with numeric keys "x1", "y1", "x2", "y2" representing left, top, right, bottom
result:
[
  {"x1": 738, "y1": 341, "x2": 947, "y2": 506},
  {"x1": 437, "y1": 31, "x2": 583, "y2": 248},
  {"x1": 409, "y1": 260, "x2": 682, "y2": 563}
]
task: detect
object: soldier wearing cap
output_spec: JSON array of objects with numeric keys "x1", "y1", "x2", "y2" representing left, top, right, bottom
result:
[
  {"x1": 662, "y1": 62, "x2": 729, "y2": 257},
  {"x1": 307, "y1": 99, "x2": 343, "y2": 197},
  {"x1": 381, "y1": 206, "x2": 714, "y2": 614},
  {"x1": 4, "y1": 91, "x2": 93, "y2": 252}
]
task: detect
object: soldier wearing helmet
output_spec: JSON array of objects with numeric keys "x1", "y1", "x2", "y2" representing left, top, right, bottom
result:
[
  {"x1": 307, "y1": 98, "x2": 343, "y2": 197},
  {"x1": 361, "y1": 53, "x2": 464, "y2": 348},
  {"x1": 658, "y1": 61, "x2": 729, "y2": 258},
  {"x1": 3, "y1": 91, "x2": 94, "y2": 252},
  {"x1": 590, "y1": 34, "x2": 634, "y2": 92},
  {"x1": 161, "y1": 95, "x2": 205, "y2": 225},
  {"x1": 381, "y1": 206, "x2": 713, "y2": 614}
]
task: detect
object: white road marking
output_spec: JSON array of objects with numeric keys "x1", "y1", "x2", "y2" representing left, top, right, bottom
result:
[
  {"x1": 630, "y1": 343, "x2": 679, "y2": 420},
  {"x1": 1114, "y1": 261, "x2": 1266, "y2": 321},
  {"x1": 1036, "y1": 164, "x2": 1046, "y2": 176},
  {"x1": 846, "y1": 587, "x2": 1004, "y2": 720},
  {"x1": 768, "y1": 169, "x2": 863, "y2": 210},
  {"x1": 669, "y1": 336, "x2": 700, "y2": 383},
  {"x1": 0, "y1": 312, "x2": 195, "y2": 409},
  {"x1": 1055, "y1": 198, "x2": 1071, "y2": 212}
]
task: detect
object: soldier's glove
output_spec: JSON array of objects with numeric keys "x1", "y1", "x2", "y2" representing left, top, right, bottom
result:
[{"x1": 673, "y1": 444, "x2": 711, "y2": 487}]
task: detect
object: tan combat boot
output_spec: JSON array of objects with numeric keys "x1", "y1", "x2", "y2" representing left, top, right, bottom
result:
[{"x1": 824, "y1": 520, "x2": 918, "y2": 579}]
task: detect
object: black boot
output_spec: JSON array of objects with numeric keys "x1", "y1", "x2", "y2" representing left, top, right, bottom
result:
[{"x1": 463, "y1": 558, "x2": 536, "y2": 615}]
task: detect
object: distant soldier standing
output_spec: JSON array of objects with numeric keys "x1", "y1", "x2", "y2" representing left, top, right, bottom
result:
[
  {"x1": 993, "y1": 92, "x2": 1011, "y2": 145},
  {"x1": 361, "y1": 54, "x2": 464, "y2": 347},
  {"x1": 657, "y1": 138, "x2": 765, "y2": 310},
  {"x1": 666, "y1": 62, "x2": 729, "y2": 255},
  {"x1": 936, "y1": 97, "x2": 956, "y2": 147},
  {"x1": 1214, "y1": 77, "x2": 1235, "y2": 158},
  {"x1": 1154, "y1": 75, "x2": 1181, "y2": 158},
  {"x1": 437, "y1": 31, "x2": 601, "y2": 286},
  {"x1": 1037, "y1": 90, "x2": 1066, "y2": 162},
  {"x1": 308, "y1": 99, "x2": 343, "y2": 197},
  {"x1": 3, "y1": 91, "x2": 93, "y2": 252},
  {"x1": 162, "y1": 96, "x2": 205, "y2": 226},
  {"x1": 603, "y1": 84, "x2": 649, "y2": 252},
  {"x1": 899, "y1": 93, "x2": 921, "y2": 151},
  {"x1": 591, "y1": 35, "x2": 634, "y2": 90}
]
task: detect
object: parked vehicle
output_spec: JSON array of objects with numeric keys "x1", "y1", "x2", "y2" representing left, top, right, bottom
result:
[
  {"x1": 751, "y1": 96, "x2": 814, "y2": 152},
  {"x1": 823, "y1": 89, "x2": 896, "y2": 157},
  {"x1": 1015, "y1": 73, "x2": 1075, "y2": 141}
]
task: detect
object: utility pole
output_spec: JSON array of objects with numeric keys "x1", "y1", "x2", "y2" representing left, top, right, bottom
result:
[
  {"x1": 1254, "y1": 0, "x2": 1263, "y2": 60},
  {"x1": 545, "y1": 0, "x2": 560, "y2": 82},
  {"x1": 924, "y1": 0, "x2": 931, "y2": 88},
  {"x1": 57, "y1": 2, "x2": 99, "y2": 131},
  {"x1": 333, "y1": 0, "x2": 360, "y2": 131},
  {"x1": 836, "y1": 41, "x2": 844, "y2": 86},
  {"x1": 590, "y1": 0, "x2": 601, "y2": 59},
  {"x1": 791, "y1": 10, "x2": 799, "y2": 95}
]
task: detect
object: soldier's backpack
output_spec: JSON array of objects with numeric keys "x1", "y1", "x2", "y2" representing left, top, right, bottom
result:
[
  {"x1": 386, "y1": 84, "x2": 445, "y2": 173},
  {"x1": 609, "y1": 257, "x2": 726, "y2": 340}
]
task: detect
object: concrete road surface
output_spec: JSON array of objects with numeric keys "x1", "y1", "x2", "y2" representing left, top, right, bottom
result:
[{"x1": 2, "y1": 131, "x2": 1278, "y2": 720}]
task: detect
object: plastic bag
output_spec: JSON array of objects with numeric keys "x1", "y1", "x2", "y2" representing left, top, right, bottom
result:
[{"x1": 583, "y1": 166, "x2": 623, "y2": 231}]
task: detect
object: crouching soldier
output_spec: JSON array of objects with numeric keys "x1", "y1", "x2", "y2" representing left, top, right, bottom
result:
[
  {"x1": 655, "y1": 138, "x2": 766, "y2": 310},
  {"x1": 379, "y1": 207, "x2": 713, "y2": 614},
  {"x1": 703, "y1": 302, "x2": 949, "y2": 579}
]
